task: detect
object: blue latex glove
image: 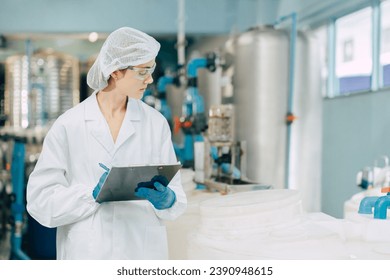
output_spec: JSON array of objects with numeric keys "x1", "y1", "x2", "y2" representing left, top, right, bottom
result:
[
  {"x1": 135, "y1": 175, "x2": 176, "y2": 210},
  {"x1": 92, "y1": 163, "x2": 110, "y2": 200}
]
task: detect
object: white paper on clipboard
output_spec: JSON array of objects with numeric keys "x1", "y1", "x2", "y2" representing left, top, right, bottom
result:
[{"x1": 95, "y1": 162, "x2": 182, "y2": 203}]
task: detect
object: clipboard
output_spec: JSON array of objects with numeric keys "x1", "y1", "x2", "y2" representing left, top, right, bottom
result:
[{"x1": 95, "y1": 163, "x2": 182, "y2": 203}]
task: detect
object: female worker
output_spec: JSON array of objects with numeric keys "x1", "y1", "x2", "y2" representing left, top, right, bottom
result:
[{"x1": 26, "y1": 27, "x2": 187, "y2": 259}]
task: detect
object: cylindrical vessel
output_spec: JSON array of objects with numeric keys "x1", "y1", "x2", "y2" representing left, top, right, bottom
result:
[
  {"x1": 289, "y1": 32, "x2": 322, "y2": 211},
  {"x1": 5, "y1": 49, "x2": 79, "y2": 128},
  {"x1": 233, "y1": 26, "x2": 289, "y2": 188},
  {"x1": 180, "y1": 28, "x2": 322, "y2": 211}
]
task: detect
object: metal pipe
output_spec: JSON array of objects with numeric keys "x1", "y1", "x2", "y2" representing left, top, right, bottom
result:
[
  {"x1": 327, "y1": 18, "x2": 336, "y2": 97},
  {"x1": 371, "y1": 0, "x2": 381, "y2": 91},
  {"x1": 274, "y1": 12, "x2": 297, "y2": 189},
  {"x1": 177, "y1": 0, "x2": 186, "y2": 67}
]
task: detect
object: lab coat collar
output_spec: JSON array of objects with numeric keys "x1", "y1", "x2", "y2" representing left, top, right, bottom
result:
[
  {"x1": 85, "y1": 91, "x2": 101, "y2": 121},
  {"x1": 84, "y1": 92, "x2": 141, "y2": 121},
  {"x1": 114, "y1": 99, "x2": 141, "y2": 149},
  {"x1": 85, "y1": 92, "x2": 142, "y2": 153}
]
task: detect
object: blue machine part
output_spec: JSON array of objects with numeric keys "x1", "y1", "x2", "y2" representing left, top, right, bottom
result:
[
  {"x1": 373, "y1": 194, "x2": 390, "y2": 219},
  {"x1": 174, "y1": 57, "x2": 208, "y2": 167},
  {"x1": 184, "y1": 57, "x2": 207, "y2": 116},
  {"x1": 156, "y1": 76, "x2": 174, "y2": 125},
  {"x1": 157, "y1": 76, "x2": 174, "y2": 93},
  {"x1": 11, "y1": 139, "x2": 56, "y2": 260},
  {"x1": 358, "y1": 196, "x2": 380, "y2": 214},
  {"x1": 10, "y1": 140, "x2": 30, "y2": 260},
  {"x1": 187, "y1": 58, "x2": 208, "y2": 78},
  {"x1": 358, "y1": 192, "x2": 390, "y2": 219}
]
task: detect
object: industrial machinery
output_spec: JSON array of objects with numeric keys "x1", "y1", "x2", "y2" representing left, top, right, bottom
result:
[
  {"x1": 0, "y1": 130, "x2": 12, "y2": 259},
  {"x1": 145, "y1": 75, "x2": 178, "y2": 131},
  {"x1": 174, "y1": 53, "x2": 218, "y2": 168},
  {"x1": 0, "y1": 48, "x2": 80, "y2": 259},
  {"x1": 5, "y1": 49, "x2": 79, "y2": 128},
  {"x1": 232, "y1": 26, "x2": 289, "y2": 189},
  {"x1": 178, "y1": 24, "x2": 322, "y2": 211},
  {"x1": 230, "y1": 25, "x2": 322, "y2": 210},
  {"x1": 194, "y1": 104, "x2": 269, "y2": 193}
]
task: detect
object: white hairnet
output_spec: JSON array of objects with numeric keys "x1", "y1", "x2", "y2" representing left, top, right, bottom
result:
[{"x1": 87, "y1": 27, "x2": 160, "y2": 91}]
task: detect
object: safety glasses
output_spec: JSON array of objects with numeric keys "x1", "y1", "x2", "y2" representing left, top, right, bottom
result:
[{"x1": 127, "y1": 63, "x2": 156, "y2": 80}]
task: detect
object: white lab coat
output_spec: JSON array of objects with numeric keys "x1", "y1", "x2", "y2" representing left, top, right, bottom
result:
[{"x1": 26, "y1": 92, "x2": 187, "y2": 260}]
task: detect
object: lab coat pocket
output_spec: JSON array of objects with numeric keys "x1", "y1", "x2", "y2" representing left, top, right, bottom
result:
[
  {"x1": 144, "y1": 225, "x2": 168, "y2": 260},
  {"x1": 65, "y1": 230, "x2": 95, "y2": 260}
]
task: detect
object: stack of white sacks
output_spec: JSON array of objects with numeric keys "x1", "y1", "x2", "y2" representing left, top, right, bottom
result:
[{"x1": 165, "y1": 169, "x2": 390, "y2": 259}]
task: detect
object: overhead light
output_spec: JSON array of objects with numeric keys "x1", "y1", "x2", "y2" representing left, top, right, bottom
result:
[{"x1": 88, "y1": 32, "x2": 98, "y2": 43}]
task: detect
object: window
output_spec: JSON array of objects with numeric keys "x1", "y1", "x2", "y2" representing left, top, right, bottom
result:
[
  {"x1": 381, "y1": 0, "x2": 390, "y2": 87},
  {"x1": 313, "y1": 26, "x2": 328, "y2": 97},
  {"x1": 335, "y1": 8, "x2": 372, "y2": 95}
]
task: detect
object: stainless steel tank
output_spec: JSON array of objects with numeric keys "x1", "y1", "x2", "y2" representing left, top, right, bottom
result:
[
  {"x1": 289, "y1": 32, "x2": 322, "y2": 211},
  {"x1": 233, "y1": 26, "x2": 289, "y2": 188},
  {"x1": 5, "y1": 49, "x2": 80, "y2": 128},
  {"x1": 183, "y1": 28, "x2": 322, "y2": 210}
]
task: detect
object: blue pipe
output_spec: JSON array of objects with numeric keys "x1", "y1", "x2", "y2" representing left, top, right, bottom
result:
[
  {"x1": 11, "y1": 224, "x2": 30, "y2": 260},
  {"x1": 10, "y1": 140, "x2": 30, "y2": 260},
  {"x1": 183, "y1": 87, "x2": 205, "y2": 116},
  {"x1": 373, "y1": 195, "x2": 390, "y2": 219},
  {"x1": 185, "y1": 58, "x2": 207, "y2": 116},
  {"x1": 187, "y1": 58, "x2": 207, "y2": 78},
  {"x1": 358, "y1": 196, "x2": 379, "y2": 214},
  {"x1": 174, "y1": 57, "x2": 208, "y2": 166},
  {"x1": 156, "y1": 76, "x2": 174, "y2": 124},
  {"x1": 274, "y1": 12, "x2": 297, "y2": 189},
  {"x1": 157, "y1": 76, "x2": 174, "y2": 93}
]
